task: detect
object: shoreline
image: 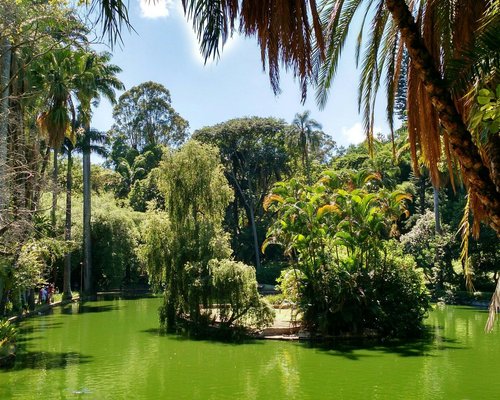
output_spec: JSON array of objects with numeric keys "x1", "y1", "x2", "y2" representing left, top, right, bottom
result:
[
  {"x1": 6, "y1": 295, "x2": 80, "y2": 324},
  {"x1": 4, "y1": 294, "x2": 491, "y2": 343}
]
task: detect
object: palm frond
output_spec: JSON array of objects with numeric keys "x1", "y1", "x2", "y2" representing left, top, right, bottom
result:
[
  {"x1": 357, "y1": 0, "x2": 388, "y2": 156},
  {"x1": 458, "y1": 189, "x2": 474, "y2": 292},
  {"x1": 447, "y1": 12, "x2": 500, "y2": 99},
  {"x1": 183, "y1": 0, "x2": 324, "y2": 101},
  {"x1": 316, "y1": 0, "x2": 367, "y2": 108},
  {"x1": 88, "y1": 0, "x2": 133, "y2": 45}
]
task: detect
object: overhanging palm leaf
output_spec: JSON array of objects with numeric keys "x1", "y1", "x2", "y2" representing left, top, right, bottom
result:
[
  {"x1": 87, "y1": 0, "x2": 133, "y2": 45},
  {"x1": 182, "y1": 0, "x2": 324, "y2": 100}
]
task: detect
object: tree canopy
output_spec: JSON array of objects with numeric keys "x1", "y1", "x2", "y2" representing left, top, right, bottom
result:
[{"x1": 111, "y1": 81, "x2": 189, "y2": 151}]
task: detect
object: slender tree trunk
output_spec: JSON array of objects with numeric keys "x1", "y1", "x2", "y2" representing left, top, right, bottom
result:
[
  {"x1": 245, "y1": 173, "x2": 262, "y2": 271},
  {"x1": 305, "y1": 140, "x2": 311, "y2": 185},
  {"x1": 232, "y1": 162, "x2": 239, "y2": 238},
  {"x1": 83, "y1": 132, "x2": 92, "y2": 294},
  {"x1": 419, "y1": 175, "x2": 426, "y2": 214},
  {"x1": 433, "y1": 187, "x2": 442, "y2": 235},
  {"x1": 385, "y1": 0, "x2": 500, "y2": 234},
  {"x1": 227, "y1": 172, "x2": 261, "y2": 270},
  {"x1": 247, "y1": 200, "x2": 261, "y2": 271},
  {"x1": 233, "y1": 195, "x2": 239, "y2": 237},
  {"x1": 32, "y1": 147, "x2": 51, "y2": 208},
  {"x1": 63, "y1": 147, "x2": 73, "y2": 299},
  {"x1": 0, "y1": 38, "x2": 11, "y2": 213},
  {"x1": 51, "y1": 148, "x2": 58, "y2": 230}
]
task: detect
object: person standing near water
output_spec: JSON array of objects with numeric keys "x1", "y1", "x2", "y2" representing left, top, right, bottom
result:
[
  {"x1": 39, "y1": 287, "x2": 47, "y2": 304},
  {"x1": 47, "y1": 284, "x2": 54, "y2": 304}
]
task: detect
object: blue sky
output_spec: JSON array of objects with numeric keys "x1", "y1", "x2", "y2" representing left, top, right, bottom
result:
[{"x1": 91, "y1": 0, "x2": 392, "y2": 148}]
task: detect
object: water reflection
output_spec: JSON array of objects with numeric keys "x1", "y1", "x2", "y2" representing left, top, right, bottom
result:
[
  {"x1": 1, "y1": 300, "x2": 499, "y2": 400},
  {"x1": 2, "y1": 350, "x2": 92, "y2": 371}
]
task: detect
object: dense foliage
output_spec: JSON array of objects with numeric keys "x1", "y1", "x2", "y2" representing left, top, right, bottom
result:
[
  {"x1": 140, "y1": 141, "x2": 273, "y2": 333},
  {"x1": 264, "y1": 170, "x2": 430, "y2": 337}
]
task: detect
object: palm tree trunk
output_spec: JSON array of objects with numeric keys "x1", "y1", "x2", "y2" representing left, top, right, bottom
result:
[
  {"x1": 385, "y1": 0, "x2": 500, "y2": 234},
  {"x1": 63, "y1": 147, "x2": 73, "y2": 299},
  {"x1": 83, "y1": 132, "x2": 92, "y2": 294},
  {"x1": 0, "y1": 38, "x2": 11, "y2": 213},
  {"x1": 51, "y1": 148, "x2": 58, "y2": 230},
  {"x1": 418, "y1": 175, "x2": 426, "y2": 214}
]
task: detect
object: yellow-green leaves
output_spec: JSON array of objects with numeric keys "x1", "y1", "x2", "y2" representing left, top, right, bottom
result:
[{"x1": 317, "y1": 203, "x2": 340, "y2": 218}]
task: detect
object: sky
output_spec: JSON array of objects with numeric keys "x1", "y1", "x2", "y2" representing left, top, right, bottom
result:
[{"x1": 90, "y1": 0, "x2": 392, "y2": 149}]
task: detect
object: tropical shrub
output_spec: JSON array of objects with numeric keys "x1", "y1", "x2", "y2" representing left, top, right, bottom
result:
[
  {"x1": 265, "y1": 170, "x2": 430, "y2": 337},
  {"x1": 400, "y1": 211, "x2": 457, "y2": 291},
  {"x1": 275, "y1": 268, "x2": 304, "y2": 305},
  {"x1": 0, "y1": 319, "x2": 17, "y2": 362}
]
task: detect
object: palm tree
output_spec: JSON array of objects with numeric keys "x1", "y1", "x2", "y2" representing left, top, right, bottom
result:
[
  {"x1": 62, "y1": 136, "x2": 76, "y2": 299},
  {"x1": 73, "y1": 50, "x2": 123, "y2": 295},
  {"x1": 291, "y1": 111, "x2": 323, "y2": 184},
  {"x1": 61, "y1": 123, "x2": 108, "y2": 299},
  {"x1": 35, "y1": 49, "x2": 76, "y2": 232},
  {"x1": 315, "y1": 0, "x2": 499, "y2": 233}
]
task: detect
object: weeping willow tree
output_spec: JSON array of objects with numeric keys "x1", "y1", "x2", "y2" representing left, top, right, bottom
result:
[
  {"x1": 159, "y1": 140, "x2": 232, "y2": 329},
  {"x1": 140, "y1": 141, "x2": 273, "y2": 333}
]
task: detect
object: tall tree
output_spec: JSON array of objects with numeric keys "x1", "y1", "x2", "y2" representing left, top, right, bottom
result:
[
  {"x1": 0, "y1": 37, "x2": 11, "y2": 214},
  {"x1": 111, "y1": 81, "x2": 189, "y2": 151},
  {"x1": 35, "y1": 48, "x2": 76, "y2": 232},
  {"x1": 193, "y1": 117, "x2": 291, "y2": 270},
  {"x1": 145, "y1": 140, "x2": 233, "y2": 329},
  {"x1": 73, "y1": 50, "x2": 123, "y2": 295},
  {"x1": 62, "y1": 137, "x2": 74, "y2": 299},
  {"x1": 1, "y1": 0, "x2": 94, "y2": 312},
  {"x1": 291, "y1": 111, "x2": 324, "y2": 183}
]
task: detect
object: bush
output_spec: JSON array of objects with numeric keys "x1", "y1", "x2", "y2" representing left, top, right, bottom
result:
[
  {"x1": 368, "y1": 247, "x2": 430, "y2": 337},
  {"x1": 400, "y1": 211, "x2": 458, "y2": 289},
  {"x1": 276, "y1": 268, "x2": 304, "y2": 304},
  {"x1": 299, "y1": 244, "x2": 430, "y2": 338},
  {"x1": 91, "y1": 198, "x2": 142, "y2": 290},
  {"x1": 210, "y1": 259, "x2": 274, "y2": 330},
  {"x1": 0, "y1": 319, "x2": 16, "y2": 363}
]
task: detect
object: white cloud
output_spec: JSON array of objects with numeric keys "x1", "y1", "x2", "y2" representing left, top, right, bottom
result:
[
  {"x1": 340, "y1": 122, "x2": 365, "y2": 145},
  {"x1": 340, "y1": 122, "x2": 382, "y2": 146},
  {"x1": 139, "y1": 0, "x2": 172, "y2": 19}
]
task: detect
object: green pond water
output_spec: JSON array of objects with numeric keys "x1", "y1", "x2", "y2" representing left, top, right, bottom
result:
[{"x1": 1, "y1": 297, "x2": 499, "y2": 399}]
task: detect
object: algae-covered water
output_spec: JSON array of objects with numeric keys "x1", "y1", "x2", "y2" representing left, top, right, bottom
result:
[{"x1": 1, "y1": 296, "x2": 498, "y2": 399}]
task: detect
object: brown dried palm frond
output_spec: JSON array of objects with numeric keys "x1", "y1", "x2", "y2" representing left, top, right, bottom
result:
[
  {"x1": 458, "y1": 189, "x2": 475, "y2": 292},
  {"x1": 182, "y1": 0, "x2": 324, "y2": 101},
  {"x1": 485, "y1": 277, "x2": 500, "y2": 332},
  {"x1": 36, "y1": 108, "x2": 69, "y2": 150}
]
